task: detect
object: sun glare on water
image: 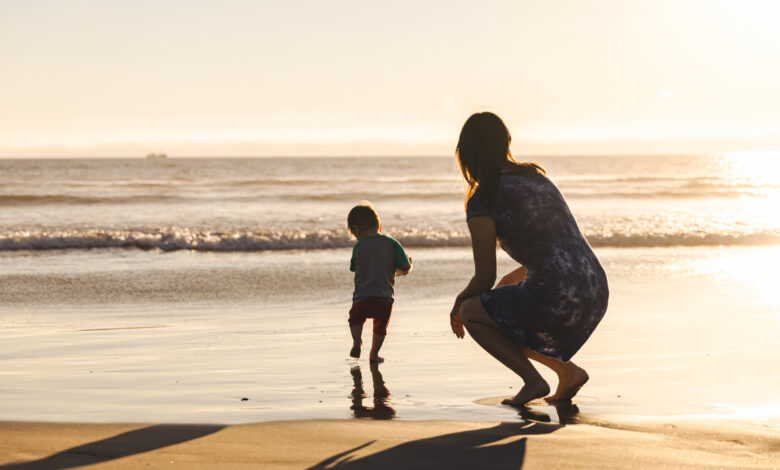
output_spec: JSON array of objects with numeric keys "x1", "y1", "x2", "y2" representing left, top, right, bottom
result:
[
  {"x1": 704, "y1": 151, "x2": 780, "y2": 312},
  {"x1": 720, "y1": 150, "x2": 780, "y2": 189},
  {"x1": 721, "y1": 247, "x2": 780, "y2": 312},
  {"x1": 719, "y1": 150, "x2": 780, "y2": 225}
]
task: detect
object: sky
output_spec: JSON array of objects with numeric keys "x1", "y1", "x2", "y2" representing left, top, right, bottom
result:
[{"x1": 1, "y1": 0, "x2": 780, "y2": 157}]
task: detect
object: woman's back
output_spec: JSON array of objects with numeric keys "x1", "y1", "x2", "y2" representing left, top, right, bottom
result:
[{"x1": 467, "y1": 170, "x2": 608, "y2": 305}]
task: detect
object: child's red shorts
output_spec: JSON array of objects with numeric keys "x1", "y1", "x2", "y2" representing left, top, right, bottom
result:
[{"x1": 348, "y1": 297, "x2": 393, "y2": 336}]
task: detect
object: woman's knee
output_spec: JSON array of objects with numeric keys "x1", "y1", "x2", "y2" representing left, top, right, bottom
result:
[{"x1": 460, "y1": 296, "x2": 488, "y2": 326}]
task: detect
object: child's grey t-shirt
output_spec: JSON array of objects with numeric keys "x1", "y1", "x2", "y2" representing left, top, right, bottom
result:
[{"x1": 350, "y1": 234, "x2": 410, "y2": 302}]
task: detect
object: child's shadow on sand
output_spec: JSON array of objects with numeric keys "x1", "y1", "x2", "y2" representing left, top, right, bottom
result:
[
  {"x1": 0, "y1": 424, "x2": 225, "y2": 470},
  {"x1": 350, "y1": 364, "x2": 395, "y2": 420}
]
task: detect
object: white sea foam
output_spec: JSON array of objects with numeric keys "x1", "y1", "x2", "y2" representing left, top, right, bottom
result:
[{"x1": 2, "y1": 227, "x2": 779, "y2": 252}]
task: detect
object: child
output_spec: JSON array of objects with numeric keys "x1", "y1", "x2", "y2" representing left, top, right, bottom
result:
[{"x1": 347, "y1": 202, "x2": 412, "y2": 363}]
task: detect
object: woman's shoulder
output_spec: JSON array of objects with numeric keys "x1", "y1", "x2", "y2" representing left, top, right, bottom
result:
[
  {"x1": 499, "y1": 166, "x2": 551, "y2": 191},
  {"x1": 501, "y1": 161, "x2": 547, "y2": 178},
  {"x1": 466, "y1": 186, "x2": 491, "y2": 220},
  {"x1": 467, "y1": 164, "x2": 552, "y2": 219}
]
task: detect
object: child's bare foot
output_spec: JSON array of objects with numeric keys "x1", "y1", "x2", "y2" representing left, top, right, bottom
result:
[
  {"x1": 350, "y1": 343, "x2": 361, "y2": 358},
  {"x1": 369, "y1": 356, "x2": 384, "y2": 364},
  {"x1": 501, "y1": 380, "x2": 550, "y2": 406},
  {"x1": 545, "y1": 363, "x2": 589, "y2": 402}
]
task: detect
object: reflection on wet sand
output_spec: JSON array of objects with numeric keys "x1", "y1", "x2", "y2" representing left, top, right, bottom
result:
[
  {"x1": 508, "y1": 401, "x2": 581, "y2": 425},
  {"x1": 349, "y1": 364, "x2": 395, "y2": 420}
]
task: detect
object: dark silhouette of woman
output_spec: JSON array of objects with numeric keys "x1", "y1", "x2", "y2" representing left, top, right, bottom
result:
[{"x1": 450, "y1": 112, "x2": 609, "y2": 405}]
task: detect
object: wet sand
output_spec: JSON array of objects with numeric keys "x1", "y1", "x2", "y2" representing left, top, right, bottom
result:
[
  {"x1": 1, "y1": 418, "x2": 777, "y2": 469},
  {"x1": 2, "y1": 247, "x2": 780, "y2": 468},
  {"x1": 2, "y1": 247, "x2": 779, "y2": 425}
]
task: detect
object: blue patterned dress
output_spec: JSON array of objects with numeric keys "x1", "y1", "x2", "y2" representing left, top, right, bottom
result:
[{"x1": 467, "y1": 170, "x2": 609, "y2": 361}]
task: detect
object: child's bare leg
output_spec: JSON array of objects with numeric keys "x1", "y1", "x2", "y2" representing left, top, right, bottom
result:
[
  {"x1": 350, "y1": 324, "x2": 362, "y2": 358},
  {"x1": 369, "y1": 333, "x2": 385, "y2": 363},
  {"x1": 521, "y1": 347, "x2": 589, "y2": 402}
]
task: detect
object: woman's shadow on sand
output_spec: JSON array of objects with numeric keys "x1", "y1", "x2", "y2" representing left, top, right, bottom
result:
[
  {"x1": 321, "y1": 363, "x2": 579, "y2": 469},
  {"x1": 306, "y1": 419, "x2": 562, "y2": 470}
]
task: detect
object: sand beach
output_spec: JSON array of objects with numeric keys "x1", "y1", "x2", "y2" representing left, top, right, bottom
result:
[
  {"x1": 2, "y1": 246, "x2": 779, "y2": 468},
  {"x1": 1, "y1": 417, "x2": 777, "y2": 469},
  {"x1": 2, "y1": 157, "x2": 779, "y2": 468}
]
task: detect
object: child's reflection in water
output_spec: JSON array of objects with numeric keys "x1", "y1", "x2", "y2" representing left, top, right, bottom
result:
[{"x1": 350, "y1": 364, "x2": 395, "y2": 420}]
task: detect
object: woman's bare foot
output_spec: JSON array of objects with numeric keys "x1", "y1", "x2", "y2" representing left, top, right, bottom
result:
[
  {"x1": 350, "y1": 343, "x2": 361, "y2": 358},
  {"x1": 501, "y1": 380, "x2": 550, "y2": 406},
  {"x1": 546, "y1": 362, "x2": 589, "y2": 402},
  {"x1": 369, "y1": 356, "x2": 384, "y2": 364}
]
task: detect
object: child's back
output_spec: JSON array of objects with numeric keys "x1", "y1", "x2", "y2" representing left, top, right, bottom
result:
[{"x1": 351, "y1": 234, "x2": 408, "y2": 302}]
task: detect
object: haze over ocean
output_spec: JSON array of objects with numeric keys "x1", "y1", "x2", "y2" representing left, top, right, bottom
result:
[{"x1": 1, "y1": 155, "x2": 778, "y2": 425}]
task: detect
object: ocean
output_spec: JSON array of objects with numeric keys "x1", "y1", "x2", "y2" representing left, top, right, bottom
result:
[
  {"x1": 2, "y1": 155, "x2": 779, "y2": 251},
  {"x1": 1, "y1": 155, "x2": 779, "y2": 425}
]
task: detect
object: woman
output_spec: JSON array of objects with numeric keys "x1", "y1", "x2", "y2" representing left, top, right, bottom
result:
[{"x1": 450, "y1": 112, "x2": 609, "y2": 406}]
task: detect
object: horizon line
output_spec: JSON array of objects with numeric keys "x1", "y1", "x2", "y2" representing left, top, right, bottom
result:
[{"x1": 0, "y1": 152, "x2": 737, "y2": 160}]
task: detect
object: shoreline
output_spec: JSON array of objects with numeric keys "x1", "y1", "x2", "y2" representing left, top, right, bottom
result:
[
  {"x1": 1, "y1": 417, "x2": 776, "y2": 469},
  {"x1": 2, "y1": 246, "x2": 780, "y2": 426}
]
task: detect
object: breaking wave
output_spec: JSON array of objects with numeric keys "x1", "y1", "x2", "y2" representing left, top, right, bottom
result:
[{"x1": 2, "y1": 228, "x2": 779, "y2": 252}]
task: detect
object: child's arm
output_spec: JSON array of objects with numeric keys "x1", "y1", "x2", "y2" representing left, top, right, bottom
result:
[{"x1": 395, "y1": 256, "x2": 412, "y2": 276}]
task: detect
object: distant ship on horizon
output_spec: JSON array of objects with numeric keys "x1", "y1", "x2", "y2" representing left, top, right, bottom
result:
[{"x1": 146, "y1": 152, "x2": 167, "y2": 159}]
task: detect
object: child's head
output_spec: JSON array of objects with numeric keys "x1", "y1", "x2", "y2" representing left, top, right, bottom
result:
[{"x1": 347, "y1": 202, "x2": 380, "y2": 237}]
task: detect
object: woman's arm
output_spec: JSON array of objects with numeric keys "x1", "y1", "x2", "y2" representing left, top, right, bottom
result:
[
  {"x1": 450, "y1": 216, "x2": 497, "y2": 337},
  {"x1": 495, "y1": 266, "x2": 527, "y2": 288}
]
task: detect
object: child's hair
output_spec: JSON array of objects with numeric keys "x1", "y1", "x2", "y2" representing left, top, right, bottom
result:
[{"x1": 347, "y1": 202, "x2": 380, "y2": 235}]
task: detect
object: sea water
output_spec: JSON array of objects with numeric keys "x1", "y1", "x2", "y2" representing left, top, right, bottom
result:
[
  {"x1": 1, "y1": 155, "x2": 779, "y2": 425},
  {"x1": 2, "y1": 155, "x2": 779, "y2": 251}
]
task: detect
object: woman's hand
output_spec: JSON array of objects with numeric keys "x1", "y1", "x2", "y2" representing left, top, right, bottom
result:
[{"x1": 450, "y1": 303, "x2": 465, "y2": 339}]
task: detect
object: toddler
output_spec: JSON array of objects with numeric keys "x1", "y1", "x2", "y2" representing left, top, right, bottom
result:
[{"x1": 347, "y1": 203, "x2": 412, "y2": 363}]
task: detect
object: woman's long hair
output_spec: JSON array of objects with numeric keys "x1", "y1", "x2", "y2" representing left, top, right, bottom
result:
[{"x1": 455, "y1": 112, "x2": 545, "y2": 209}]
